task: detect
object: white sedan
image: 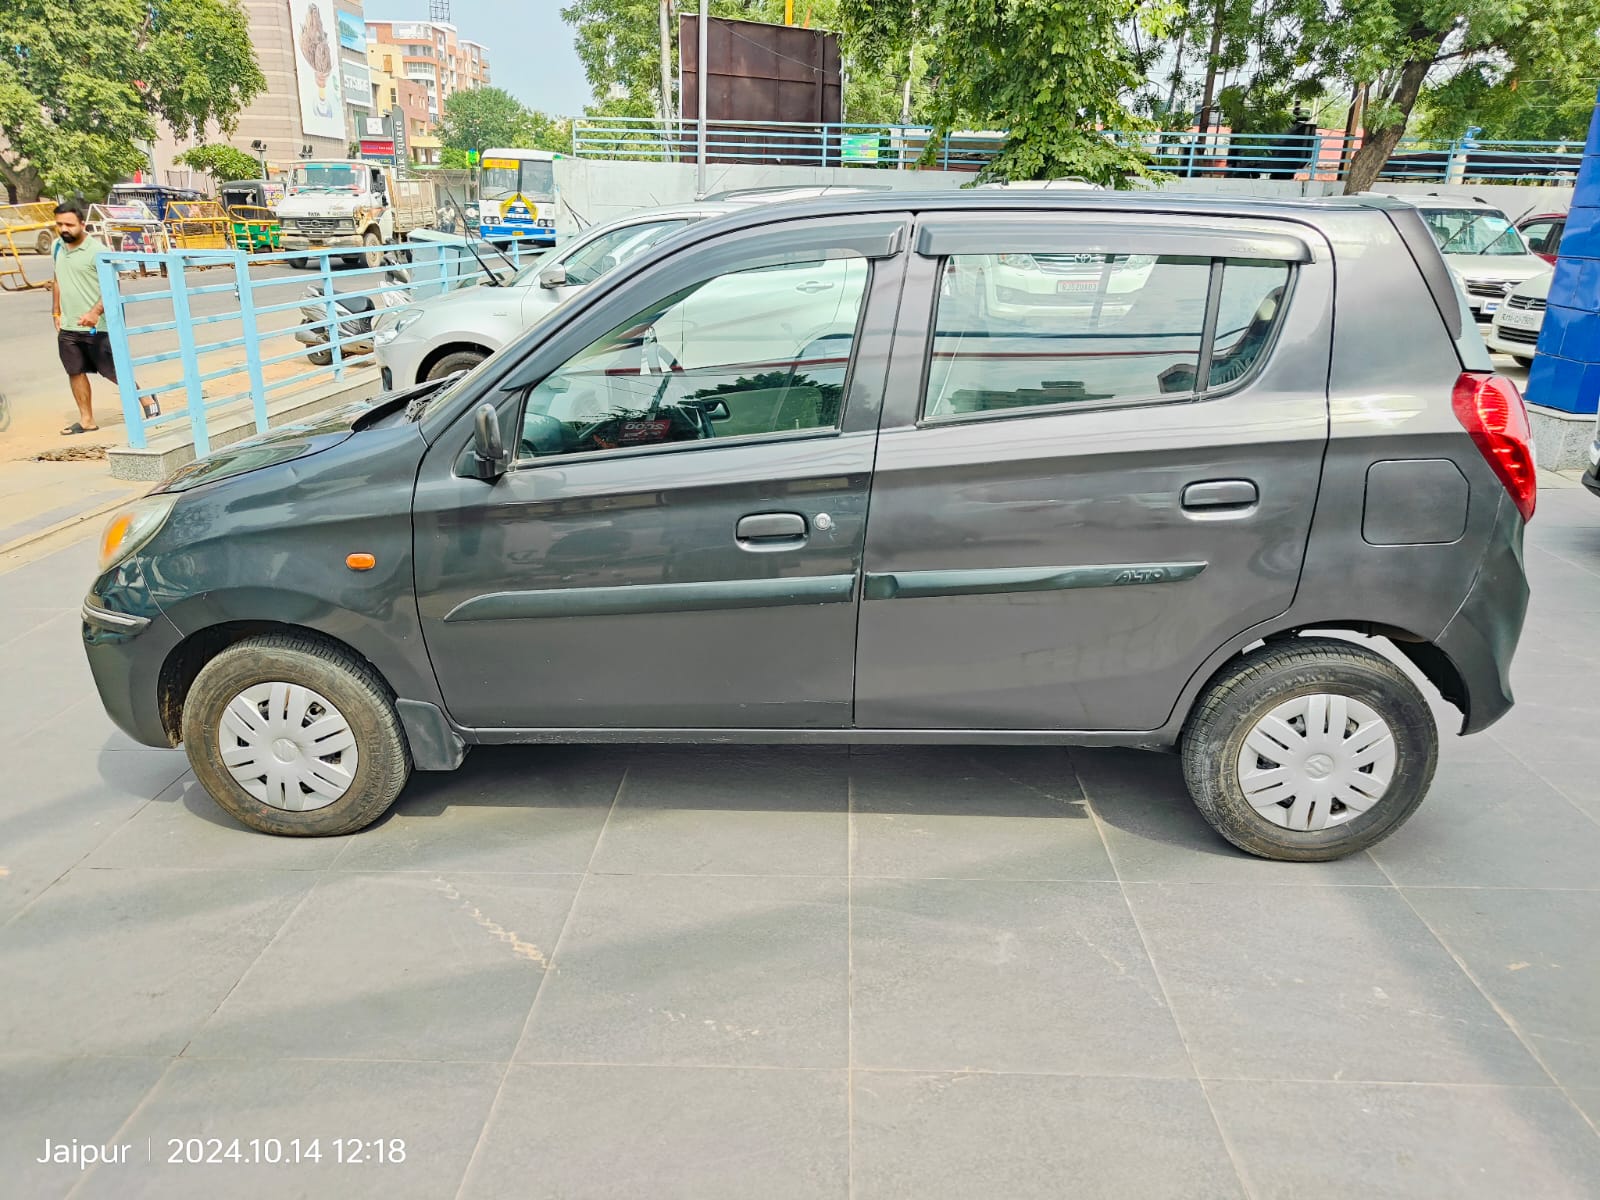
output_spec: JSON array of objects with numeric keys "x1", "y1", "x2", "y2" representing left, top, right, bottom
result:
[{"x1": 1484, "y1": 270, "x2": 1551, "y2": 368}]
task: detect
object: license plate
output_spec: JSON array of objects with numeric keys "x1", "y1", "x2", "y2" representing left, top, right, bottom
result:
[
  {"x1": 1482, "y1": 300, "x2": 1500, "y2": 314},
  {"x1": 1499, "y1": 310, "x2": 1538, "y2": 330},
  {"x1": 1055, "y1": 280, "x2": 1095, "y2": 293}
]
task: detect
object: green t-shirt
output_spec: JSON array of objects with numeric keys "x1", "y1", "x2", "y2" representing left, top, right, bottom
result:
[{"x1": 54, "y1": 236, "x2": 107, "y2": 333}]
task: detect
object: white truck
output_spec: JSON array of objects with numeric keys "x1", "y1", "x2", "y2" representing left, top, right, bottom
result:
[{"x1": 275, "y1": 160, "x2": 439, "y2": 268}]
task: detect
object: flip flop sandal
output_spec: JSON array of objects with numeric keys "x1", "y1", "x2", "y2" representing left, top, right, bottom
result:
[
  {"x1": 61, "y1": 423, "x2": 100, "y2": 435},
  {"x1": 141, "y1": 399, "x2": 161, "y2": 418}
]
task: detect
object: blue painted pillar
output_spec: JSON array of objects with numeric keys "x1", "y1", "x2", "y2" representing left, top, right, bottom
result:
[{"x1": 1526, "y1": 86, "x2": 1600, "y2": 414}]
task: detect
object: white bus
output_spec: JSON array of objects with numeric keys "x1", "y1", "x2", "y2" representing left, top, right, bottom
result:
[{"x1": 477, "y1": 147, "x2": 559, "y2": 246}]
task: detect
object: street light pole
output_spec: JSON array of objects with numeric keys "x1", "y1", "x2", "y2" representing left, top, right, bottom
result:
[{"x1": 696, "y1": 0, "x2": 708, "y2": 197}]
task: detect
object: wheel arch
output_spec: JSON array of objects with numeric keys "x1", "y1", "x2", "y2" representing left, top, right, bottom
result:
[
  {"x1": 157, "y1": 620, "x2": 396, "y2": 746},
  {"x1": 1170, "y1": 620, "x2": 1469, "y2": 742},
  {"x1": 417, "y1": 341, "x2": 493, "y2": 382}
]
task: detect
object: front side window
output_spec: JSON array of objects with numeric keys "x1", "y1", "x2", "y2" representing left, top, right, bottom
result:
[
  {"x1": 1519, "y1": 219, "x2": 1562, "y2": 255},
  {"x1": 554, "y1": 220, "x2": 687, "y2": 287},
  {"x1": 925, "y1": 252, "x2": 1290, "y2": 419},
  {"x1": 517, "y1": 256, "x2": 868, "y2": 461}
]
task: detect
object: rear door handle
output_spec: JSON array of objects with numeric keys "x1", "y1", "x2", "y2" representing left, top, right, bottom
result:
[
  {"x1": 737, "y1": 512, "x2": 808, "y2": 545},
  {"x1": 1182, "y1": 480, "x2": 1258, "y2": 511}
]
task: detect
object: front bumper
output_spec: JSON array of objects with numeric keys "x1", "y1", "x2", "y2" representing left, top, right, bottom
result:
[
  {"x1": 280, "y1": 232, "x2": 362, "y2": 251},
  {"x1": 82, "y1": 593, "x2": 184, "y2": 748},
  {"x1": 1582, "y1": 439, "x2": 1600, "y2": 498}
]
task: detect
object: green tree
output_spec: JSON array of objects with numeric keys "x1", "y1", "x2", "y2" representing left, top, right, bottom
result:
[
  {"x1": 436, "y1": 87, "x2": 532, "y2": 158},
  {"x1": 174, "y1": 142, "x2": 262, "y2": 185},
  {"x1": 844, "y1": 0, "x2": 1179, "y2": 186},
  {"x1": 0, "y1": 0, "x2": 264, "y2": 202}
]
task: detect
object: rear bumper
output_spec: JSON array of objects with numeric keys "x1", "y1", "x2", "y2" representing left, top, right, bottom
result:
[{"x1": 1430, "y1": 498, "x2": 1529, "y2": 734}]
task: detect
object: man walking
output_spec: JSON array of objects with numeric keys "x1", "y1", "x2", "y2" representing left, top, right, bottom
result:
[{"x1": 51, "y1": 201, "x2": 156, "y2": 435}]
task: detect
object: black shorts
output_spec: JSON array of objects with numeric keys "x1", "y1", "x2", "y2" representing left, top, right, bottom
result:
[{"x1": 58, "y1": 330, "x2": 117, "y2": 381}]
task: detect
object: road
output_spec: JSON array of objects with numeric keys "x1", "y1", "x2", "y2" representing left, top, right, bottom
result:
[{"x1": 0, "y1": 480, "x2": 1597, "y2": 1199}]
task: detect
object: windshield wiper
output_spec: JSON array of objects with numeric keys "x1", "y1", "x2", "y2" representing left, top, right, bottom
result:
[
  {"x1": 404, "y1": 373, "x2": 464, "y2": 422},
  {"x1": 1439, "y1": 215, "x2": 1488, "y2": 253}
]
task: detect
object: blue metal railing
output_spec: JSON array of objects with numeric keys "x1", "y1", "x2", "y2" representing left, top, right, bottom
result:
[
  {"x1": 570, "y1": 117, "x2": 1586, "y2": 184},
  {"x1": 95, "y1": 237, "x2": 537, "y2": 455}
]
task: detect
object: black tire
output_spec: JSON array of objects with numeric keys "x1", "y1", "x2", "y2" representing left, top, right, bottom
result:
[
  {"x1": 1180, "y1": 638, "x2": 1437, "y2": 861},
  {"x1": 1513, "y1": 355, "x2": 1534, "y2": 369},
  {"x1": 307, "y1": 347, "x2": 333, "y2": 367},
  {"x1": 362, "y1": 230, "x2": 384, "y2": 269},
  {"x1": 181, "y1": 634, "x2": 412, "y2": 836},
  {"x1": 287, "y1": 257, "x2": 309, "y2": 270},
  {"x1": 35, "y1": 229, "x2": 53, "y2": 255},
  {"x1": 425, "y1": 349, "x2": 487, "y2": 381}
]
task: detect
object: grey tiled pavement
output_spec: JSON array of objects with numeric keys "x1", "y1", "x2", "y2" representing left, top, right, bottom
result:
[{"x1": 1, "y1": 485, "x2": 1597, "y2": 1199}]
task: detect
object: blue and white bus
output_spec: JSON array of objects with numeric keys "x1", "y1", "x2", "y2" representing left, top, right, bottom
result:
[{"x1": 476, "y1": 147, "x2": 559, "y2": 246}]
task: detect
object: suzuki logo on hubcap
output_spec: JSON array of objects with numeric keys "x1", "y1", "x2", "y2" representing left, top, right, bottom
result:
[{"x1": 1304, "y1": 753, "x2": 1335, "y2": 780}]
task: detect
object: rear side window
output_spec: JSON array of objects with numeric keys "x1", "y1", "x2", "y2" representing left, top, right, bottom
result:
[{"x1": 923, "y1": 253, "x2": 1291, "y2": 419}]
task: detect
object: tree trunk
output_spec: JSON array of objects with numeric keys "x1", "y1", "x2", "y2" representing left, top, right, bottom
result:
[
  {"x1": 0, "y1": 156, "x2": 44, "y2": 203},
  {"x1": 659, "y1": 0, "x2": 674, "y2": 124},
  {"x1": 1194, "y1": 0, "x2": 1226, "y2": 132},
  {"x1": 1343, "y1": 34, "x2": 1445, "y2": 195}
]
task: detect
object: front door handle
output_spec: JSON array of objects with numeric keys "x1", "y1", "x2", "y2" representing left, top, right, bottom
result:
[
  {"x1": 737, "y1": 512, "x2": 808, "y2": 545},
  {"x1": 1182, "y1": 479, "x2": 1258, "y2": 511},
  {"x1": 795, "y1": 281, "x2": 835, "y2": 294}
]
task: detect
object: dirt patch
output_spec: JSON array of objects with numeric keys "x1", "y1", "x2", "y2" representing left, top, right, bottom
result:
[{"x1": 33, "y1": 444, "x2": 109, "y2": 462}]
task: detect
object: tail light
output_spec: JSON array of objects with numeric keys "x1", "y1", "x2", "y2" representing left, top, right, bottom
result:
[{"x1": 1452, "y1": 372, "x2": 1536, "y2": 522}]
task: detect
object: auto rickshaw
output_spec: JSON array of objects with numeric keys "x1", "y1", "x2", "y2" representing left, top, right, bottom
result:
[{"x1": 220, "y1": 180, "x2": 284, "y2": 252}]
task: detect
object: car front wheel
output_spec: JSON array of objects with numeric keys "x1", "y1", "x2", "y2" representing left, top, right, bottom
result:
[
  {"x1": 1180, "y1": 638, "x2": 1437, "y2": 861},
  {"x1": 425, "y1": 349, "x2": 487, "y2": 381},
  {"x1": 182, "y1": 634, "x2": 412, "y2": 836}
]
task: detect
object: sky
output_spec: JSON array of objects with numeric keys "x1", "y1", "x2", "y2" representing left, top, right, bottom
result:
[{"x1": 367, "y1": 0, "x2": 592, "y2": 117}]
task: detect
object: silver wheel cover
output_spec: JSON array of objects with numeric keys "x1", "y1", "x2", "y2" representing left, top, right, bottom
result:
[
  {"x1": 1235, "y1": 693, "x2": 1396, "y2": 832},
  {"x1": 219, "y1": 682, "x2": 360, "y2": 812}
]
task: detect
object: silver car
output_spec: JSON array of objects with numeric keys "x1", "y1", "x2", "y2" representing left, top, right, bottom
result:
[
  {"x1": 374, "y1": 203, "x2": 744, "y2": 388},
  {"x1": 1409, "y1": 199, "x2": 1550, "y2": 323}
]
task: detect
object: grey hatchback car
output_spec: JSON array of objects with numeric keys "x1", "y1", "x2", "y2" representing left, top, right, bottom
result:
[{"x1": 83, "y1": 191, "x2": 1535, "y2": 861}]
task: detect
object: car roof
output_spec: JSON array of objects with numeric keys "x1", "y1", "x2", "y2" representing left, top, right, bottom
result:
[
  {"x1": 647, "y1": 187, "x2": 1432, "y2": 243},
  {"x1": 1402, "y1": 196, "x2": 1510, "y2": 211}
]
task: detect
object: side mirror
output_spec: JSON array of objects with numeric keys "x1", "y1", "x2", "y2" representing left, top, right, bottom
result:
[
  {"x1": 538, "y1": 263, "x2": 568, "y2": 289},
  {"x1": 471, "y1": 403, "x2": 508, "y2": 481}
]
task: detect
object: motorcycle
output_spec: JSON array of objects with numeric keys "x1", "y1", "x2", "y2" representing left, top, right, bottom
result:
[{"x1": 294, "y1": 267, "x2": 412, "y2": 366}]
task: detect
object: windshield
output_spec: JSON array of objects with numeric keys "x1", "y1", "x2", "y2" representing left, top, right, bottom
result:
[
  {"x1": 480, "y1": 157, "x2": 556, "y2": 201},
  {"x1": 1421, "y1": 208, "x2": 1526, "y2": 256},
  {"x1": 291, "y1": 164, "x2": 363, "y2": 192}
]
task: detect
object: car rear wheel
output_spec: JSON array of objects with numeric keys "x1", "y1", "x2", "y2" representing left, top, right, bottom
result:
[
  {"x1": 35, "y1": 229, "x2": 53, "y2": 254},
  {"x1": 425, "y1": 349, "x2": 487, "y2": 380},
  {"x1": 182, "y1": 634, "x2": 411, "y2": 836},
  {"x1": 1180, "y1": 638, "x2": 1437, "y2": 861},
  {"x1": 1513, "y1": 355, "x2": 1534, "y2": 369}
]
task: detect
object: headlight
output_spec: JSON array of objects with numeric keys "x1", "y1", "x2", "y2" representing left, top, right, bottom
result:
[
  {"x1": 373, "y1": 308, "x2": 425, "y2": 344},
  {"x1": 998, "y1": 253, "x2": 1039, "y2": 270},
  {"x1": 98, "y1": 495, "x2": 177, "y2": 573}
]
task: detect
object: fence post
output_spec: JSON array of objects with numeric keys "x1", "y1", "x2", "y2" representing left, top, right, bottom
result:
[
  {"x1": 166, "y1": 254, "x2": 210, "y2": 458},
  {"x1": 96, "y1": 254, "x2": 146, "y2": 449},
  {"x1": 233, "y1": 249, "x2": 269, "y2": 432},
  {"x1": 320, "y1": 251, "x2": 344, "y2": 381}
]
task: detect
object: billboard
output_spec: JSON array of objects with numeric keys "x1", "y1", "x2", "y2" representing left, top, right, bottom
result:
[
  {"x1": 337, "y1": 10, "x2": 365, "y2": 51},
  {"x1": 289, "y1": 0, "x2": 346, "y2": 140},
  {"x1": 343, "y1": 62, "x2": 372, "y2": 108},
  {"x1": 391, "y1": 22, "x2": 430, "y2": 40}
]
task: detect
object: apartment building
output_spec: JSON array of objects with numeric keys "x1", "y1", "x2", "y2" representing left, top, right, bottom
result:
[{"x1": 364, "y1": 20, "x2": 491, "y2": 125}]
